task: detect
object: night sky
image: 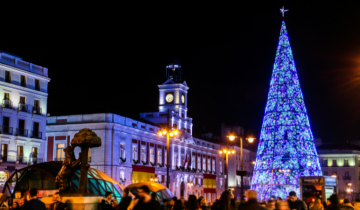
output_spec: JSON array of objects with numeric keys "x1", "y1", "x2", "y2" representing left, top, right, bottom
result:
[{"x1": 2, "y1": 2, "x2": 360, "y2": 143}]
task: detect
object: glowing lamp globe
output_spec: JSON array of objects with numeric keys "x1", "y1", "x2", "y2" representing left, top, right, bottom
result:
[
  {"x1": 228, "y1": 135, "x2": 235, "y2": 141},
  {"x1": 247, "y1": 138, "x2": 255, "y2": 143},
  {"x1": 162, "y1": 130, "x2": 167, "y2": 135},
  {"x1": 170, "y1": 133, "x2": 174, "y2": 137}
]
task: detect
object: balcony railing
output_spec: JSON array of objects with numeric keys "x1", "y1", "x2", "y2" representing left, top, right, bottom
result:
[
  {"x1": 32, "y1": 106, "x2": 41, "y2": 115},
  {"x1": 0, "y1": 155, "x2": 16, "y2": 163},
  {"x1": 1, "y1": 126, "x2": 13, "y2": 135},
  {"x1": 16, "y1": 128, "x2": 28, "y2": 137},
  {"x1": 18, "y1": 103, "x2": 28, "y2": 112},
  {"x1": 30, "y1": 157, "x2": 43, "y2": 164},
  {"x1": 2, "y1": 99, "x2": 12, "y2": 109},
  {"x1": 343, "y1": 176, "x2": 351, "y2": 180},
  {"x1": 31, "y1": 131, "x2": 42, "y2": 139},
  {"x1": 16, "y1": 156, "x2": 28, "y2": 164}
]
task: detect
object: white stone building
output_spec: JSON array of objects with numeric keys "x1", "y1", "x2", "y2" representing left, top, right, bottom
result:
[
  {"x1": 316, "y1": 139, "x2": 360, "y2": 200},
  {"x1": 46, "y1": 64, "x2": 229, "y2": 202},
  {"x1": 0, "y1": 52, "x2": 49, "y2": 190}
]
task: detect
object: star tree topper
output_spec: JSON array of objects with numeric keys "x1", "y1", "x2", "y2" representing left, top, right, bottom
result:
[{"x1": 280, "y1": 6, "x2": 288, "y2": 17}]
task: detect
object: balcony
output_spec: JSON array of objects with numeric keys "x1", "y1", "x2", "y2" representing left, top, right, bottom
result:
[
  {"x1": 54, "y1": 158, "x2": 65, "y2": 161},
  {"x1": 31, "y1": 131, "x2": 42, "y2": 139},
  {"x1": 1, "y1": 126, "x2": 13, "y2": 135},
  {"x1": 16, "y1": 156, "x2": 28, "y2": 164},
  {"x1": 30, "y1": 157, "x2": 43, "y2": 164},
  {"x1": 2, "y1": 99, "x2": 12, "y2": 109},
  {"x1": 16, "y1": 128, "x2": 28, "y2": 137},
  {"x1": 343, "y1": 176, "x2": 351, "y2": 180},
  {"x1": 0, "y1": 155, "x2": 16, "y2": 163},
  {"x1": 32, "y1": 106, "x2": 41, "y2": 115},
  {"x1": 18, "y1": 103, "x2": 28, "y2": 112}
]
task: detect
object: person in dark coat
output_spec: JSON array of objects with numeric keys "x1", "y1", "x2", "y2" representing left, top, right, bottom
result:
[
  {"x1": 238, "y1": 190, "x2": 267, "y2": 210},
  {"x1": 326, "y1": 194, "x2": 341, "y2": 210},
  {"x1": 22, "y1": 188, "x2": 46, "y2": 210},
  {"x1": 133, "y1": 185, "x2": 161, "y2": 210},
  {"x1": 287, "y1": 191, "x2": 307, "y2": 210},
  {"x1": 119, "y1": 188, "x2": 132, "y2": 210},
  {"x1": 101, "y1": 192, "x2": 113, "y2": 210},
  {"x1": 211, "y1": 191, "x2": 232, "y2": 210}
]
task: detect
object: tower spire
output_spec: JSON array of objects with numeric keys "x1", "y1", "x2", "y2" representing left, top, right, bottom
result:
[{"x1": 251, "y1": 21, "x2": 322, "y2": 200}]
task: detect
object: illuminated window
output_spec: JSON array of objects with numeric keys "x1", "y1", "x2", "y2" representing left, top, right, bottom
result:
[
  {"x1": 220, "y1": 162, "x2": 223, "y2": 173},
  {"x1": 212, "y1": 160, "x2": 215, "y2": 172},
  {"x1": 207, "y1": 159, "x2": 211, "y2": 171},
  {"x1": 132, "y1": 145, "x2": 137, "y2": 161},
  {"x1": 202, "y1": 158, "x2": 206, "y2": 171},
  {"x1": 332, "y1": 159, "x2": 337, "y2": 166},
  {"x1": 174, "y1": 154, "x2": 178, "y2": 167},
  {"x1": 141, "y1": 148, "x2": 146, "y2": 162},
  {"x1": 157, "y1": 150, "x2": 162, "y2": 164},
  {"x1": 197, "y1": 156, "x2": 201, "y2": 169},
  {"x1": 150, "y1": 148, "x2": 154, "y2": 163},
  {"x1": 120, "y1": 144, "x2": 125, "y2": 159},
  {"x1": 56, "y1": 144, "x2": 65, "y2": 161},
  {"x1": 192, "y1": 156, "x2": 196, "y2": 168},
  {"x1": 164, "y1": 151, "x2": 167, "y2": 165}
]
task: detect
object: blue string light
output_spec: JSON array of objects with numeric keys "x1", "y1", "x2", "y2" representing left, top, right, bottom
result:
[{"x1": 251, "y1": 21, "x2": 322, "y2": 200}]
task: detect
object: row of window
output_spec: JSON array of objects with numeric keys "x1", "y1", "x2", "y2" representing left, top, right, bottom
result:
[
  {"x1": 322, "y1": 159, "x2": 350, "y2": 166},
  {"x1": 3, "y1": 93, "x2": 41, "y2": 113},
  {"x1": 4, "y1": 71, "x2": 41, "y2": 91},
  {"x1": 322, "y1": 170, "x2": 350, "y2": 177},
  {"x1": 0, "y1": 144, "x2": 38, "y2": 161},
  {"x1": 124, "y1": 143, "x2": 222, "y2": 172},
  {"x1": 0, "y1": 116, "x2": 41, "y2": 138}
]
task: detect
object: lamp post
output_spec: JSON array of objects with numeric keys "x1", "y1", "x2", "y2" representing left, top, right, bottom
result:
[
  {"x1": 150, "y1": 176, "x2": 158, "y2": 183},
  {"x1": 227, "y1": 128, "x2": 255, "y2": 201},
  {"x1": 347, "y1": 183, "x2": 353, "y2": 201},
  {"x1": 219, "y1": 147, "x2": 235, "y2": 191},
  {"x1": 157, "y1": 115, "x2": 179, "y2": 188}
]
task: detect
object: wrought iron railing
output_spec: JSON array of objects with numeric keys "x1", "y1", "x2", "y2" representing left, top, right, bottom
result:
[
  {"x1": 2, "y1": 99, "x2": 12, "y2": 109},
  {"x1": 343, "y1": 176, "x2": 351, "y2": 180},
  {"x1": 16, "y1": 128, "x2": 28, "y2": 137},
  {"x1": 18, "y1": 103, "x2": 28, "y2": 112},
  {"x1": 16, "y1": 156, "x2": 28, "y2": 164},
  {"x1": 32, "y1": 106, "x2": 41, "y2": 115},
  {"x1": 30, "y1": 157, "x2": 43, "y2": 164},
  {"x1": 1, "y1": 126, "x2": 13, "y2": 135},
  {"x1": 54, "y1": 157, "x2": 65, "y2": 161},
  {"x1": 0, "y1": 155, "x2": 16, "y2": 162},
  {"x1": 31, "y1": 131, "x2": 42, "y2": 139}
]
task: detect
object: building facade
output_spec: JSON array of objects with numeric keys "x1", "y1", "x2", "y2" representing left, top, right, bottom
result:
[
  {"x1": 316, "y1": 139, "x2": 360, "y2": 200},
  {"x1": 0, "y1": 52, "x2": 49, "y2": 189},
  {"x1": 46, "y1": 64, "x2": 239, "y2": 202}
]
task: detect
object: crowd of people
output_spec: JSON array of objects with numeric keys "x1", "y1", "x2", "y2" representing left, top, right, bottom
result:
[
  {"x1": 116, "y1": 187, "x2": 360, "y2": 210},
  {"x1": 1, "y1": 186, "x2": 360, "y2": 210}
]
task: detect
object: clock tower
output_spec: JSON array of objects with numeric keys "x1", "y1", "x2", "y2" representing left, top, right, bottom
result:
[{"x1": 140, "y1": 62, "x2": 193, "y2": 135}]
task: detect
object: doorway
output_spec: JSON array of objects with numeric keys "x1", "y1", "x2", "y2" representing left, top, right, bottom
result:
[{"x1": 180, "y1": 181, "x2": 185, "y2": 197}]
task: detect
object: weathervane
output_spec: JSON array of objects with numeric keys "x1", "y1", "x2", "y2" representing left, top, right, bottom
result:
[{"x1": 280, "y1": 6, "x2": 288, "y2": 17}]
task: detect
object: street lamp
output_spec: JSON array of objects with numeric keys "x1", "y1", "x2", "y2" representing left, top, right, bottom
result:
[
  {"x1": 227, "y1": 128, "x2": 255, "y2": 201},
  {"x1": 219, "y1": 147, "x2": 235, "y2": 190},
  {"x1": 150, "y1": 176, "x2": 158, "y2": 183},
  {"x1": 347, "y1": 183, "x2": 353, "y2": 201},
  {"x1": 158, "y1": 125, "x2": 178, "y2": 188}
]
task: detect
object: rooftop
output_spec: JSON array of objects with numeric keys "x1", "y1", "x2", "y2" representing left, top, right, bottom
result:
[{"x1": 0, "y1": 52, "x2": 48, "y2": 77}]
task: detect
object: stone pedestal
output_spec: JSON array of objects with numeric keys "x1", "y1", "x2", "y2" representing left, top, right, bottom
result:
[{"x1": 42, "y1": 196, "x2": 102, "y2": 210}]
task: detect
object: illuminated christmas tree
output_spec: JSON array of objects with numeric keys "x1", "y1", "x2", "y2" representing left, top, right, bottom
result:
[{"x1": 251, "y1": 21, "x2": 322, "y2": 200}]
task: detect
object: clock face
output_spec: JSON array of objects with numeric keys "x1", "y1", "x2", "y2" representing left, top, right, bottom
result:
[
  {"x1": 165, "y1": 93, "x2": 174, "y2": 103},
  {"x1": 181, "y1": 95, "x2": 185, "y2": 104}
]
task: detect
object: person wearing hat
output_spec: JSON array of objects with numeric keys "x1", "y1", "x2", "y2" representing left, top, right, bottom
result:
[
  {"x1": 326, "y1": 194, "x2": 341, "y2": 210},
  {"x1": 288, "y1": 191, "x2": 307, "y2": 210},
  {"x1": 133, "y1": 185, "x2": 161, "y2": 210}
]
